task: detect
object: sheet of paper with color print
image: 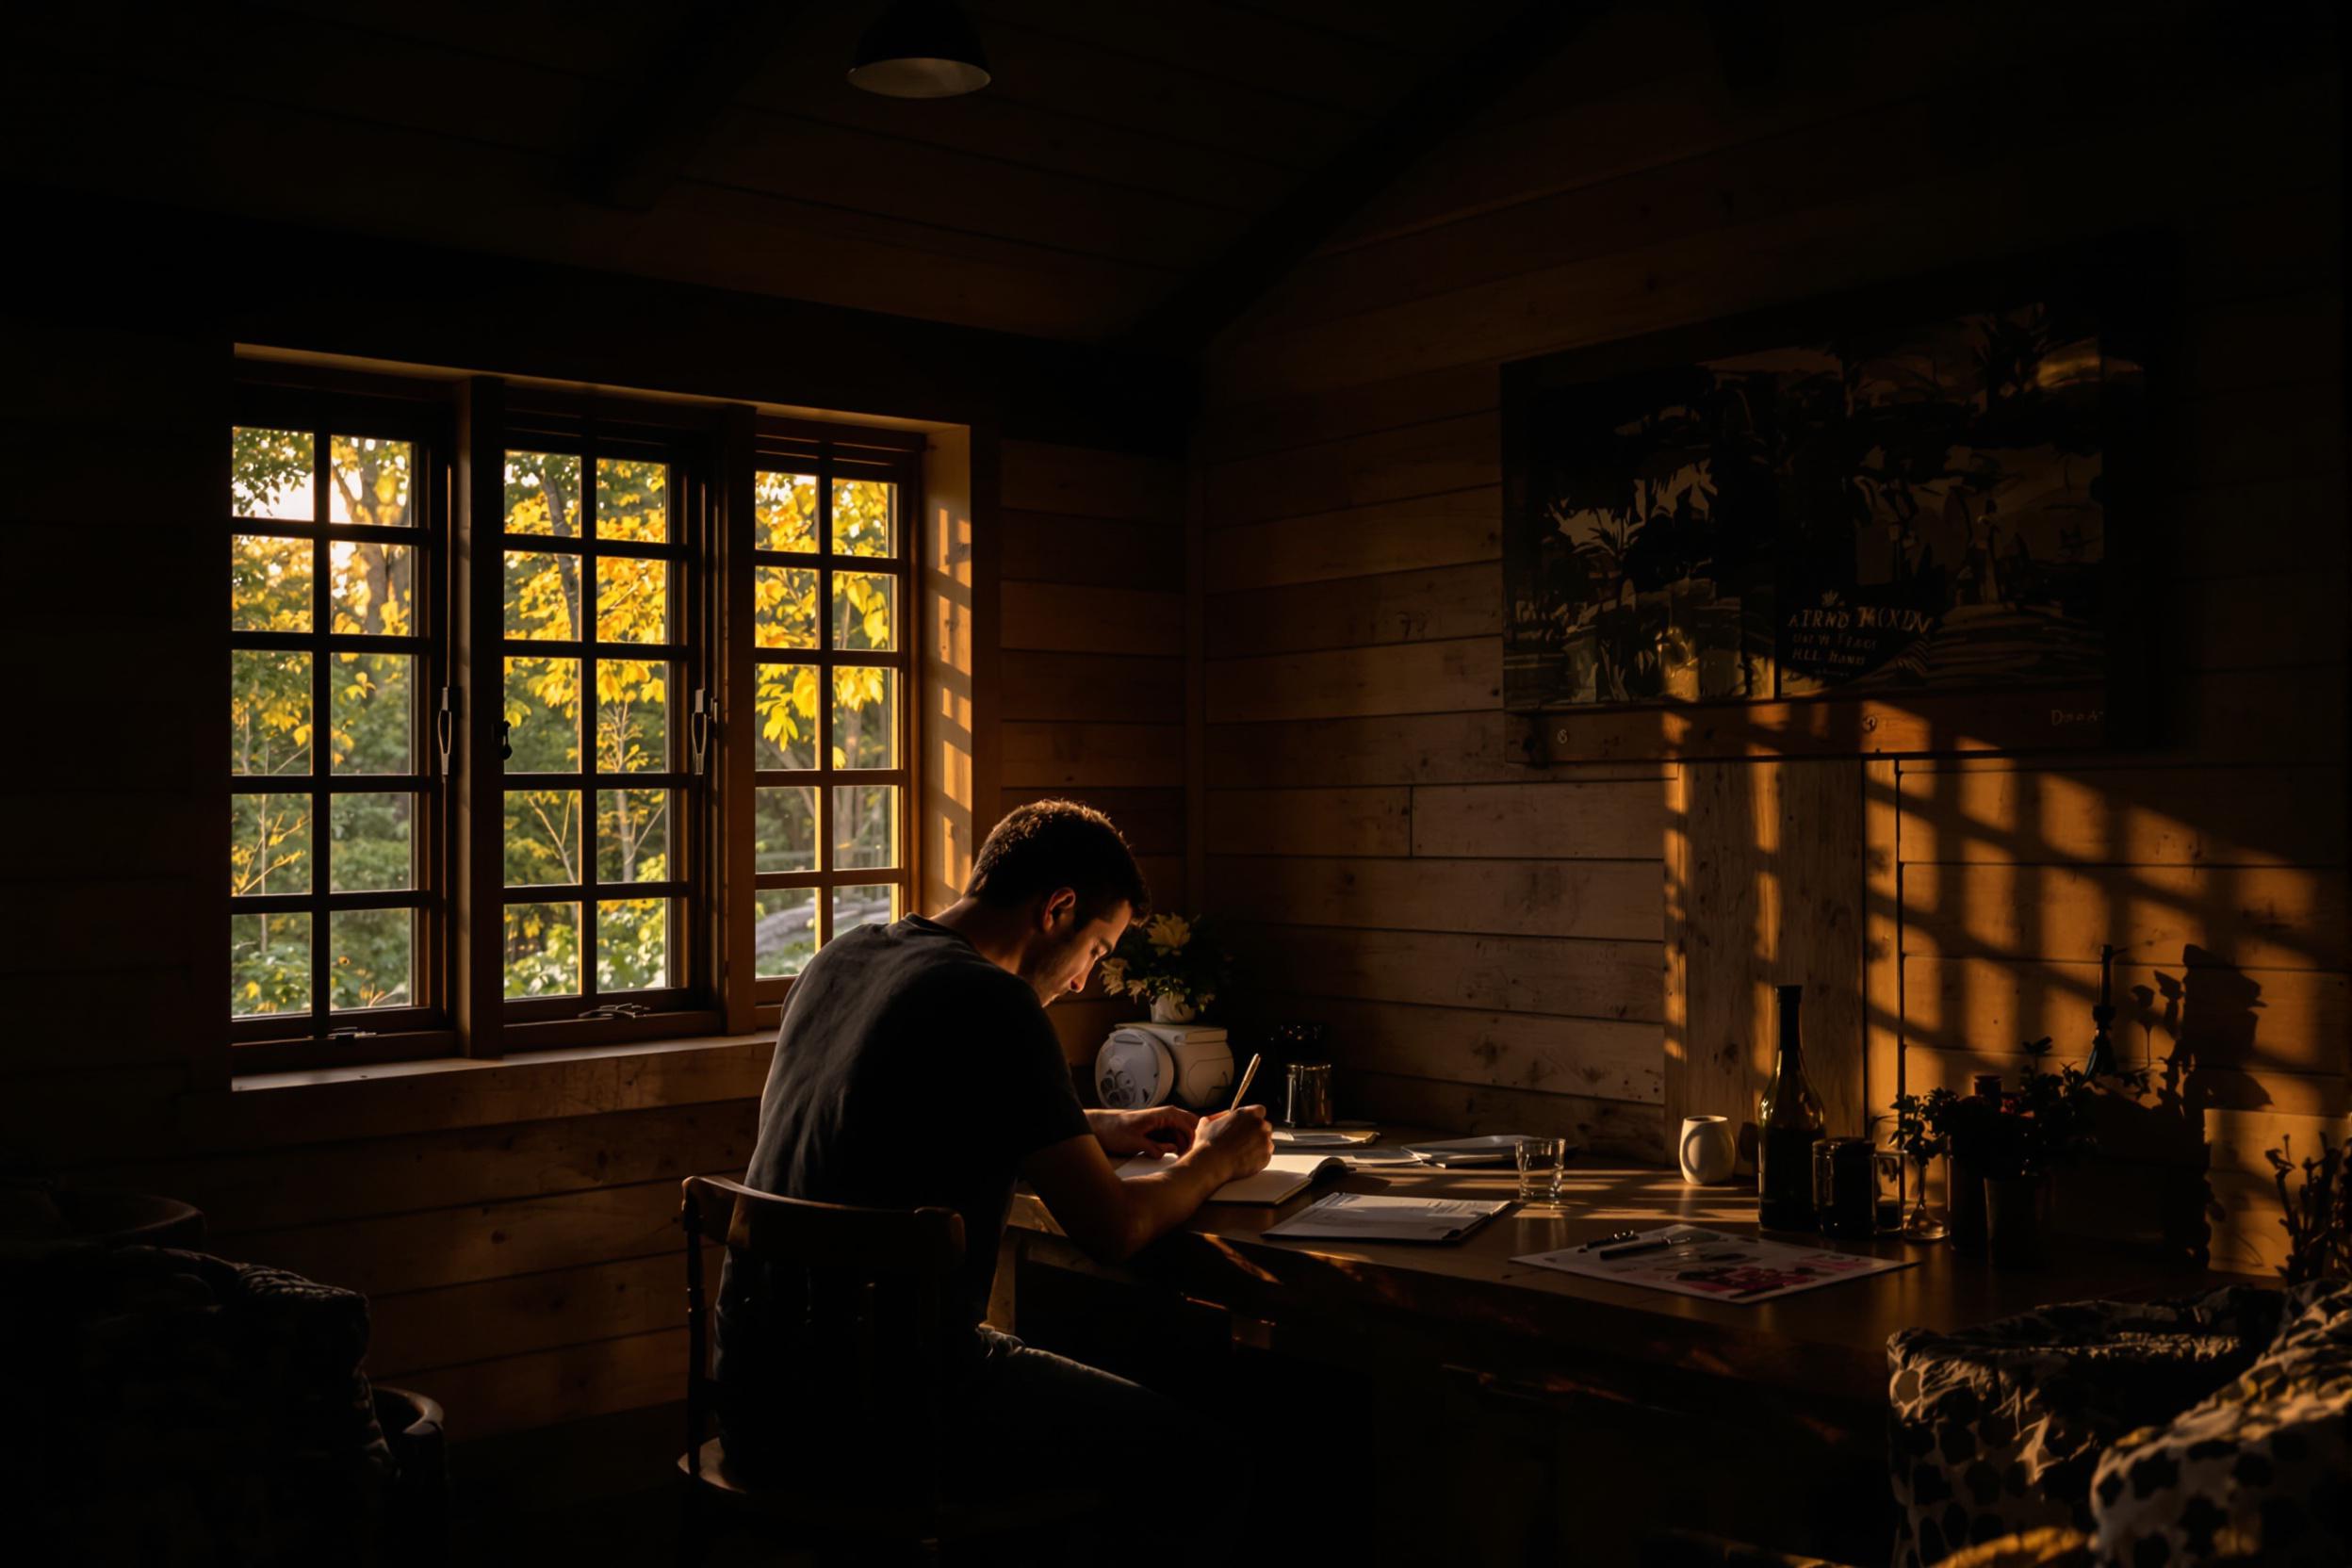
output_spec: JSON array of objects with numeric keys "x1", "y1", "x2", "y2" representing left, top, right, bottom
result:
[{"x1": 1512, "y1": 1226, "x2": 1914, "y2": 1302}]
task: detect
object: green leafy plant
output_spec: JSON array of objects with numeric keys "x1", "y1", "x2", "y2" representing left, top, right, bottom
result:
[
  {"x1": 1894, "y1": 1037, "x2": 2145, "y2": 1181},
  {"x1": 1099, "y1": 914, "x2": 1233, "y2": 1018}
]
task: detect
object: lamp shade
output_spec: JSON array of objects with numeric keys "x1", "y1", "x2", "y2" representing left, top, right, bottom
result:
[{"x1": 848, "y1": 0, "x2": 991, "y2": 98}]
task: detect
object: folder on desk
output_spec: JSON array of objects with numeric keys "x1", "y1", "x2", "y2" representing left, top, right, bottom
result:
[
  {"x1": 1264, "y1": 1191, "x2": 1508, "y2": 1243},
  {"x1": 1116, "y1": 1152, "x2": 1348, "y2": 1203}
]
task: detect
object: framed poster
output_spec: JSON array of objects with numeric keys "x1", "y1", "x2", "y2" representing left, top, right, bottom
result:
[{"x1": 1501, "y1": 243, "x2": 2159, "y2": 760}]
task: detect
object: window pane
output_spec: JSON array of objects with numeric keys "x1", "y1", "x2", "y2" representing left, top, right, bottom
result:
[
  {"x1": 230, "y1": 793, "x2": 311, "y2": 896},
  {"x1": 755, "y1": 663, "x2": 817, "y2": 770},
  {"x1": 505, "y1": 451, "x2": 580, "y2": 536},
  {"x1": 832, "y1": 784, "x2": 898, "y2": 870},
  {"x1": 830, "y1": 571, "x2": 895, "y2": 651},
  {"x1": 330, "y1": 540, "x2": 415, "y2": 635},
  {"x1": 231, "y1": 534, "x2": 312, "y2": 632},
  {"x1": 233, "y1": 427, "x2": 314, "y2": 520},
  {"x1": 831, "y1": 666, "x2": 896, "y2": 769},
  {"x1": 328, "y1": 436, "x2": 414, "y2": 527},
  {"x1": 754, "y1": 787, "x2": 816, "y2": 873},
  {"x1": 596, "y1": 458, "x2": 667, "y2": 543},
  {"x1": 503, "y1": 902, "x2": 580, "y2": 997},
  {"x1": 597, "y1": 788, "x2": 670, "y2": 883},
  {"x1": 596, "y1": 657, "x2": 667, "y2": 772},
  {"x1": 231, "y1": 649, "x2": 311, "y2": 776},
  {"x1": 597, "y1": 897, "x2": 670, "y2": 990},
  {"x1": 504, "y1": 656, "x2": 580, "y2": 773},
  {"x1": 505, "y1": 789, "x2": 581, "y2": 887},
  {"x1": 505, "y1": 550, "x2": 580, "y2": 640},
  {"x1": 755, "y1": 565, "x2": 818, "y2": 649},
  {"x1": 832, "y1": 883, "x2": 896, "y2": 936},
  {"x1": 231, "y1": 910, "x2": 312, "y2": 1017},
  {"x1": 331, "y1": 792, "x2": 413, "y2": 892},
  {"x1": 755, "y1": 888, "x2": 817, "y2": 978},
  {"x1": 832, "y1": 479, "x2": 895, "y2": 557},
  {"x1": 331, "y1": 651, "x2": 412, "y2": 774},
  {"x1": 331, "y1": 908, "x2": 413, "y2": 1011},
  {"x1": 756, "y1": 471, "x2": 818, "y2": 552},
  {"x1": 596, "y1": 555, "x2": 667, "y2": 644}
]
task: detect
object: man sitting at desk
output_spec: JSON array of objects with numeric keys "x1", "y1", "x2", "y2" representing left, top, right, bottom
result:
[{"x1": 717, "y1": 798, "x2": 1275, "y2": 1482}]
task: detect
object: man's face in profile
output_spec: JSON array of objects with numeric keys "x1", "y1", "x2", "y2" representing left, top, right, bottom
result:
[{"x1": 1021, "y1": 896, "x2": 1130, "y2": 1006}]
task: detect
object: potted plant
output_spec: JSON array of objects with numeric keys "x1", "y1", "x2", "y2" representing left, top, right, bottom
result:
[
  {"x1": 2265, "y1": 1132, "x2": 2351, "y2": 1284},
  {"x1": 1887, "y1": 1094, "x2": 1951, "y2": 1242},
  {"x1": 1099, "y1": 914, "x2": 1232, "y2": 1024},
  {"x1": 1895, "y1": 1038, "x2": 2137, "y2": 1268}
]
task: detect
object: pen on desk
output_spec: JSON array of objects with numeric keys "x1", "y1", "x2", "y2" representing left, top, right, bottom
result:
[
  {"x1": 1228, "y1": 1053, "x2": 1262, "y2": 1112},
  {"x1": 1596, "y1": 1232, "x2": 1705, "y2": 1260}
]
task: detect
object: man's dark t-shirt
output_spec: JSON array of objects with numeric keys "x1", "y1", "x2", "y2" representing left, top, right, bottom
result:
[{"x1": 715, "y1": 916, "x2": 1089, "y2": 1409}]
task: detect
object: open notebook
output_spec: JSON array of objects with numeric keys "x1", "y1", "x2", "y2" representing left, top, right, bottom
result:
[{"x1": 1115, "y1": 1152, "x2": 1346, "y2": 1203}]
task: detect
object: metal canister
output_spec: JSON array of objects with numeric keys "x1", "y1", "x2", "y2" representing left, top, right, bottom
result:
[{"x1": 1282, "y1": 1061, "x2": 1334, "y2": 1127}]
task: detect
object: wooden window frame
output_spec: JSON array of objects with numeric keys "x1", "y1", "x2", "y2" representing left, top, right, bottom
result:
[
  {"x1": 489, "y1": 401, "x2": 722, "y2": 1051},
  {"x1": 227, "y1": 384, "x2": 454, "y2": 1071},
  {"x1": 740, "y1": 419, "x2": 926, "y2": 1020}
]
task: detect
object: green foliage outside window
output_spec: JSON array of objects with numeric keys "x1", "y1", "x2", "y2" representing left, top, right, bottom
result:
[{"x1": 230, "y1": 429, "x2": 420, "y2": 1019}]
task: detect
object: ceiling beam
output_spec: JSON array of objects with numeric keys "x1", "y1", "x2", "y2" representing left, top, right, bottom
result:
[
  {"x1": 581, "y1": 0, "x2": 814, "y2": 211},
  {"x1": 1117, "y1": 0, "x2": 1606, "y2": 355}
]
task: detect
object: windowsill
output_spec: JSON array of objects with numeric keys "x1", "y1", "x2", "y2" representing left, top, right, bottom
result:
[
  {"x1": 182, "y1": 1031, "x2": 776, "y2": 1152},
  {"x1": 230, "y1": 1031, "x2": 770, "y2": 1092}
]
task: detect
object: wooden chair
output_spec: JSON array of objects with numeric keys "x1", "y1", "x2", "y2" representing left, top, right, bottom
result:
[{"x1": 678, "y1": 1174, "x2": 1102, "y2": 1566}]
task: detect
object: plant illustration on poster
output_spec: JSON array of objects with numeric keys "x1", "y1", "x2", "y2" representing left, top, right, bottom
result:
[{"x1": 1501, "y1": 257, "x2": 2148, "y2": 732}]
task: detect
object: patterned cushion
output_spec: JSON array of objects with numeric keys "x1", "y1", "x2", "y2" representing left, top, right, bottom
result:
[
  {"x1": 1886, "y1": 1290, "x2": 2283, "y2": 1567},
  {"x1": 1936, "y1": 1527, "x2": 2096, "y2": 1568},
  {"x1": 2088, "y1": 1280, "x2": 2352, "y2": 1566}
]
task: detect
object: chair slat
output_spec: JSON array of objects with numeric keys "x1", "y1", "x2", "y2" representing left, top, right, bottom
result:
[{"x1": 680, "y1": 1175, "x2": 965, "y2": 1275}]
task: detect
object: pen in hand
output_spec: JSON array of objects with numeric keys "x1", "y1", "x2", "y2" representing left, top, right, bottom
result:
[{"x1": 1228, "y1": 1053, "x2": 1262, "y2": 1113}]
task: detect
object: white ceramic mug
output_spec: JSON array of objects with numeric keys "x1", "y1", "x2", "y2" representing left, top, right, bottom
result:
[{"x1": 1679, "y1": 1115, "x2": 1738, "y2": 1185}]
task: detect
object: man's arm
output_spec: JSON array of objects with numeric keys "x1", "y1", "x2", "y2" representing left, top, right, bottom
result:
[
  {"x1": 1021, "y1": 1107, "x2": 1274, "y2": 1263},
  {"x1": 1084, "y1": 1104, "x2": 1200, "y2": 1157}
]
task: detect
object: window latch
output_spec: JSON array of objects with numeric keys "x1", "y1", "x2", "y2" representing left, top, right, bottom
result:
[
  {"x1": 690, "y1": 689, "x2": 715, "y2": 775},
  {"x1": 579, "y1": 1002, "x2": 651, "y2": 1021},
  {"x1": 324, "y1": 1026, "x2": 379, "y2": 1040},
  {"x1": 437, "y1": 687, "x2": 461, "y2": 775}
]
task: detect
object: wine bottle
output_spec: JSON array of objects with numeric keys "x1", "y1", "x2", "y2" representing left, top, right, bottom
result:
[{"x1": 1757, "y1": 984, "x2": 1825, "y2": 1230}]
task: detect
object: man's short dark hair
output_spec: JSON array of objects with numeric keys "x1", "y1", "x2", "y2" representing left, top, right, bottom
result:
[{"x1": 966, "y1": 800, "x2": 1150, "y2": 922}]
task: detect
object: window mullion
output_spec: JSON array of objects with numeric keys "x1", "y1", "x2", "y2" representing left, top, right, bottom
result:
[
  {"x1": 309, "y1": 423, "x2": 332, "y2": 1035},
  {"x1": 454, "y1": 378, "x2": 510, "y2": 1056},
  {"x1": 815, "y1": 453, "x2": 836, "y2": 950}
]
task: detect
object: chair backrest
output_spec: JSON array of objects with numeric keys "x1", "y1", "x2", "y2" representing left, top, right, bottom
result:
[{"x1": 679, "y1": 1175, "x2": 968, "y2": 1490}]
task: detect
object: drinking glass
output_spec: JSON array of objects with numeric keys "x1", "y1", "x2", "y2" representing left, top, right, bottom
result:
[{"x1": 1514, "y1": 1135, "x2": 1568, "y2": 1204}]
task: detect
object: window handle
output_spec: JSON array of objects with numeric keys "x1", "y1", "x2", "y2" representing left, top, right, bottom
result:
[
  {"x1": 690, "y1": 689, "x2": 715, "y2": 775},
  {"x1": 580, "y1": 1002, "x2": 650, "y2": 1021},
  {"x1": 437, "y1": 687, "x2": 460, "y2": 775}
]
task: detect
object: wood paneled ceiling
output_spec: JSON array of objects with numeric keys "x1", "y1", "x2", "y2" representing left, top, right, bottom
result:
[{"x1": 4, "y1": 0, "x2": 1530, "y2": 345}]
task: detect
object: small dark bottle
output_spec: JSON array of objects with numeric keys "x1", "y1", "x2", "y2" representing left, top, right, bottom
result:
[
  {"x1": 1757, "y1": 984, "x2": 1826, "y2": 1231},
  {"x1": 1949, "y1": 1072, "x2": 2002, "y2": 1256}
]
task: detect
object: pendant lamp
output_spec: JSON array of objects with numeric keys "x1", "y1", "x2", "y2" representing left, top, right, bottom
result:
[{"x1": 848, "y1": 0, "x2": 991, "y2": 98}]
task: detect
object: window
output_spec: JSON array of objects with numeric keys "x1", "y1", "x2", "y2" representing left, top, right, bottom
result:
[
  {"x1": 498, "y1": 426, "x2": 709, "y2": 1027},
  {"x1": 222, "y1": 370, "x2": 928, "y2": 1065},
  {"x1": 227, "y1": 399, "x2": 445, "y2": 1054},
  {"x1": 747, "y1": 431, "x2": 918, "y2": 1000}
]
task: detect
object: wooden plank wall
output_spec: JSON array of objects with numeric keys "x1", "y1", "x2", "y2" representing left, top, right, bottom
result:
[
  {"x1": 995, "y1": 438, "x2": 1190, "y2": 1066},
  {"x1": 1195, "y1": 0, "x2": 2348, "y2": 1234},
  {"x1": 0, "y1": 320, "x2": 1170, "y2": 1446}
]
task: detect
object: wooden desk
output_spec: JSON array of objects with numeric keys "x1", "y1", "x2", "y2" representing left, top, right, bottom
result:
[
  {"x1": 1012, "y1": 1156, "x2": 2230, "y2": 1405},
  {"x1": 1006, "y1": 1152, "x2": 2248, "y2": 1562}
]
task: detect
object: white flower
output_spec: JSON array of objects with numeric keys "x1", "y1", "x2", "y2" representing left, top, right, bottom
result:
[{"x1": 1147, "y1": 914, "x2": 1191, "y2": 954}]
